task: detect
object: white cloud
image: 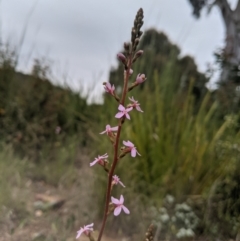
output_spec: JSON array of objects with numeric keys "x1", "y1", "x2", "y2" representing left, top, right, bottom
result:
[{"x1": 1, "y1": 0, "x2": 225, "y2": 91}]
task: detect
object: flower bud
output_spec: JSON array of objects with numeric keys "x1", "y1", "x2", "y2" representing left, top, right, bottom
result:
[
  {"x1": 124, "y1": 68, "x2": 133, "y2": 76},
  {"x1": 135, "y1": 38, "x2": 140, "y2": 45},
  {"x1": 135, "y1": 74, "x2": 146, "y2": 84},
  {"x1": 117, "y1": 53, "x2": 127, "y2": 64},
  {"x1": 133, "y1": 50, "x2": 143, "y2": 62},
  {"x1": 135, "y1": 50, "x2": 143, "y2": 58}
]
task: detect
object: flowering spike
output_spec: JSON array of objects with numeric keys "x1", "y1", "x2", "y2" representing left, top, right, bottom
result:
[{"x1": 111, "y1": 195, "x2": 130, "y2": 216}]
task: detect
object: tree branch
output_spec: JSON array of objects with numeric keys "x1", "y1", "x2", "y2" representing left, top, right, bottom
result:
[
  {"x1": 234, "y1": 0, "x2": 240, "y2": 14},
  {"x1": 214, "y1": 0, "x2": 233, "y2": 27}
]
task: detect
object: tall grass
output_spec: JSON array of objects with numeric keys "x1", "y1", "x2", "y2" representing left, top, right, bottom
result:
[{"x1": 0, "y1": 143, "x2": 28, "y2": 212}]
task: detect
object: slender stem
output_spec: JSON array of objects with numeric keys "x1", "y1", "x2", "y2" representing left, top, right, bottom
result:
[{"x1": 97, "y1": 55, "x2": 133, "y2": 241}]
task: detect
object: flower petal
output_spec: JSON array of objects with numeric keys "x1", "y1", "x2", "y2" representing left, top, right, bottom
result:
[
  {"x1": 126, "y1": 107, "x2": 133, "y2": 112},
  {"x1": 111, "y1": 196, "x2": 120, "y2": 204},
  {"x1": 114, "y1": 206, "x2": 122, "y2": 216},
  {"x1": 125, "y1": 113, "x2": 130, "y2": 120},
  {"x1": 129, "y1": 96, "x2": 134, "y2": 102},
  {"x1": 123, "y1": 140, "x2": 130, "y2": 146},
  {"x1": 120, "y1": 195, "x2": 124, "y2": 204},
  {"x1": 122, "y1": 205, "x2": 130, "y2": 214},
  {"x1": 101, "y1": 153, "x2": 108, "y2": 159},
  {"x1": 136, "y1": 106, "x2": 143, "y2": 112},
  {"x1": 76, "y1": 229, "x2": 84, "y2": 239},
  {"x1": 115, "y1": 112, "x2": 124, "y2": 119},
  {"x1": 124, "y1": 140, "x2": 134, "y2": 147},
  {"x1": 99, "y1": 130, "x2": 106, "y2": 134},
  {"x1": 131, "y1": 148, "x2": 137, "y2": 157},
  {"x1": 111, "y1": 126, "x2": 118, "y2": 131},
  {"x1": 118, "y1": 104, "x2": 125, "y2": 111},
  {"x1": 85, "y1": 223, "x2": 94, "y2": 228},
  {"x1": 90, "y1": 159, "x2": 99, "y2": 166},
  {"x1": 106, "y1": 82, "x2": 111, "y2": 89},
  {"x1": 118, "y1": 180, "x2": 125, "y2": 187}
]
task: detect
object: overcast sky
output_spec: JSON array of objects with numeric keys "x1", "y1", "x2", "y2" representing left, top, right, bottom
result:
[{"x1": 1, "y1": 0, "x2": 238, "y2": 96}]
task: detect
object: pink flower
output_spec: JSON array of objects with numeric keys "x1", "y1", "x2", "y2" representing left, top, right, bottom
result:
[
  {"x1": 76, "y1": 223, "x2": 94, "y2": 239},
  {"x1": 135, "y1": 74, "x2": 146, "y2": 84},
  {"x1": 100, "y1": 124, "x2": 118, "y2": 135},
  {"x1": 123, "y1": 140, "x2": 141, "y2": 157},
  {"x1": 115, "y1": 105, "x2": 133, "y2": 120},
  {"x1": 112, "y1": 175, "x2": 125, "y2": 187},
  {"x1": 90, "y1": 153, "x2": 108, "y2": 167},
  {"x1": 104, "y1": 82, "x2": 115, "y2": 95},
  {"x1": 111, "y1": 195, "x2": 130, "y2": 216},
  {"x1": 129, "y1": 96, "x2": 143, "y2": 112}
]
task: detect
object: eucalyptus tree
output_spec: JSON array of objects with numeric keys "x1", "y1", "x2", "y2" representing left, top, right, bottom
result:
[{"x1": 188, "y1": 0, "x2": 240, "y2": 83}]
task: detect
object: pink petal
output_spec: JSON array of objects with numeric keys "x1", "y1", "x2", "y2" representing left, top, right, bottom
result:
[
  {"x1": 115, "y1": 112, "x2": 124, "y2": 118},
  {"x1": 131, "y1": 148, "x2": 137, "y2": 157},
  {"x1": 129, "y1": 96, "x2": 135, "y2": 102},
  {"x1": 111, "y1": 196, "x2": 120, "y2": 205},
  {"x1": 123, "y1": 140, "x2": 129, "y2": 146},
  {"x1": 111, "y1": 126, "x2": 118, "y2": 131},
  {"x1": 136, "y1": 106, "x2": 143, "y2": 112},
  {"x1": 101, "y1": 153, "x2": 108, "y2": 158},
  {"x1": 76, "y1": 229, "x2": 84, "y2": 239},
  {"x1": 125, "y1": 113, "x2": 130, "y2": 120},
  {"x1": 118, "y1": 105, "x2": 125, "y2": 111},
  {"x1": 119, "y1": 180, "x2": 125, "y2": 188},
  {"x1": 126, "y1": 107, "x2": 133, "y2": 112},
  {"x1": 114, "y1": 206, "x2": 122, "y2": 216},
  {"x1": 106, "y1": 82, "x2": 112, "y2": 89},
  {"x1": 85, "y1": 223, "x2": 94, "y2": 228},
  {"x1": 122, "y1": 206, "x2": 130, "y2": 214},
  {"x1": 90, "y1": 159, "x2": 99, "y2": 166},
  {"x1": 120, "y1": 195, "x2": 124, "y2": 204},
  {"x1": 99, "y1": 130, "x2": 107, "y2": 134},
  {"x1": 106, "y1": 124, "x2": 111, "y2": 129},
  {"x1": 123, "y1": 140, "x2": 134, "y2": 147}
]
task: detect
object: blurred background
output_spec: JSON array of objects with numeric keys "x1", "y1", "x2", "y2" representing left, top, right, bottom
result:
[{"x1": 1, "y1": 0, "x2": 240, "y2": 240}]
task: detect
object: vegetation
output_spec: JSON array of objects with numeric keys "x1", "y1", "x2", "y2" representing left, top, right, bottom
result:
[{"x1": 1, "y1": 27, "x2": 240, "y2": 240}]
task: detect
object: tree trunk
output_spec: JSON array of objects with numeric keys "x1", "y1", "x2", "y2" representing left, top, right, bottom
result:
[{"x1": 215, "y1": 0, "x2": 240, "y2": 83}]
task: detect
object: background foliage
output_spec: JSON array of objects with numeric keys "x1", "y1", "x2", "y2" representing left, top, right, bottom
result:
[{"x1": 1, "y1": 29, "x2": 240, "y2": 240}]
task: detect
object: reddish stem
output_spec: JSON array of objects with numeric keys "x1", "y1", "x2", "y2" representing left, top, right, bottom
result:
[{"x1": 97, "y1": 55, "x2": 133, "y2": 241}]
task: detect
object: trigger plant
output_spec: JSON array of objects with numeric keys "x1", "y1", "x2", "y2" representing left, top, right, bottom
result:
[{"x1": 76, "y1": 8, "x2": 149, "y2": 241}]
